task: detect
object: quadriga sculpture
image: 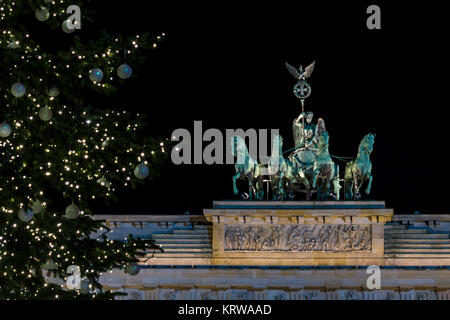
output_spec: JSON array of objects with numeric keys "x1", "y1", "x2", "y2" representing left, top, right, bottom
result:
[{"x1": 345, "y1": 133, "x2": 376, "y2": 200}]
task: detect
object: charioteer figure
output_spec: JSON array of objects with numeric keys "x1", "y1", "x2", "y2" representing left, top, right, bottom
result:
[{"x1": 293, "y1": 111, "x2": 326, "y2": 151}]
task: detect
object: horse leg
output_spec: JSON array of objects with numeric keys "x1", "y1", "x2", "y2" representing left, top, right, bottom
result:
[
  {"x1": 284, "y1": 177, "x2": 292, "y2": 200},
  {"x1": 283, "y1": 177, "x2": 294, "y2": 200},
  {"x1": 277, "y1": 178, "x2": 283, "y2": 200},
  {"x1": 328, "y1": 165, "x2": 335, "y2": 199},
  {"x1": 277, "y1": 172, "x2": 285, "y2": 200},
  {"x1": 355, "y1": 177, "x2": 365, "y2": 199},
  {"x1": 299, "y1": 170, "x2": 310, "y2": 189},
  {"x1": 232, "y1": 172, "x2": 240, "y2": 195},
  {"x1": 276, "y1": 179, "x2": 282, "y2": 200},
  {"x1": 248, "y1": 177, "x2": 254, "y2": 200},
  {"x1": 334, "y1": 177, "x2": 341, "y2": 200},
  {"x1": 345, "y1": 176, "x2": 353, "y2": 200},
  {"x1": 315, "y1": 175, "x2": 323, "y2": 200},
  {"x1": 317, "y1": 179, "x2": 323, "y2": 200},
  {"x1": 325, "y1": 178, "x2": 331, "y2": 200},
  {"x1": 257, "y1": 175, "x2": 264, "y2": 200},
  {"x1": 353, "y1": 174, "x2": 360, "y2": 199},
  {"x1": 271, "y1": 177, "x2": 278, "y2": 200},
  {"x1": 320, "y1": 176, "x2": 331, "y2": 201},
  {"x1": 365, "y1": 173, "x2": 373, "y2": 195},
  {"x1": 312, "y1": 169, "x2": 319, "y2": 189}
]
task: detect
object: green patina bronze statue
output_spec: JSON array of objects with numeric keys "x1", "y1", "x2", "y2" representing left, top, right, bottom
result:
[
  {"x1": 268, "y1": 134, "x2": 301, "y2": 200},
  {"x1": 266, "y1": 131, "x2": 339, "y2": 201},
  {"x1": 230, "y1": 135, "x2": 265, "y2": 200},
  {"x1": 312, "y1": 131, "x2": 337, "y2": 200},
  {"x1": 293, "y1": 112, "x2": 326, "y2": 150},
  {"x1": 230, "y1": 61, "x2": 376, "y2": 201},
  {"x1": 344, "y1": 133, "x2": 376, "y2": 200}
]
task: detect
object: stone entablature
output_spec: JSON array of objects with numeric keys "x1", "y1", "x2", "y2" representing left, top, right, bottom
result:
[
  {"x1": 93, "y1": 204, "x2": 450, "y2": 267},
  {"x1": 204, "y1": 201, "x2": 392, "y2": 225},
  {"x1": 93, "y1": 202, "x2": 450, "y2": 300},
  {"x1": 203, "y1": 201, "x2": 392, "y2": 266}
]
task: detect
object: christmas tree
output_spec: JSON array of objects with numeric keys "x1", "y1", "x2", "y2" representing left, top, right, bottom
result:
[{"x1": 0, "y1": 1, "x2": 167, "y2": 299}]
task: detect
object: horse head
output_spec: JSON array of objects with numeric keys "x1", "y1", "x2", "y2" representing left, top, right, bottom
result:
[
  {"x1": 271, "y1": 134, "x2": 283, "y2": 155},
  {"x1": 268, "y1": 134, "x2": 284, "y2": 175},
  {"x1": 362, "y1": 133, "x2": 376, "y2": 154},
  {"x1": 317, "y1": 130, "x2": 330, "y2": 153},
  {"x1": 230, "y1": 135, "x2": 252, "y2": 166},
  {"x1": 230, "y1": 135, "x2": 245, "y2": 157}
]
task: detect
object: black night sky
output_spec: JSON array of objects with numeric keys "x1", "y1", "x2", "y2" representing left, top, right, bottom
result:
[{"x1": 85, "y1": 2, "x2": 449, "y2": 214}]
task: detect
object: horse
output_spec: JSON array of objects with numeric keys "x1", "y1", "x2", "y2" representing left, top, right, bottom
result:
[
  {"x1": 230, "y1": 135, "x2": 264, "y2": 200},
  {"x1": 312, "y1": 131, "x2": 336, "y2": 200},
  {"x1": 268, "y1": 134, "x2": 297, "y2": 200},
  {"x1": 344, "y1": 133, "x2": 376, "y2": 200}
]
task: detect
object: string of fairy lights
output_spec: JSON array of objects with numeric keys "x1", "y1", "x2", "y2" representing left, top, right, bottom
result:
[{"x1": 0, "y1": 1, "x2": 166, "y2": 299}]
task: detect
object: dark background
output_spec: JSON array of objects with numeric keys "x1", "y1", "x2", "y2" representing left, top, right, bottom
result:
[{"x1": 85, "y1": 2, "x2": 448, "y2": 214}]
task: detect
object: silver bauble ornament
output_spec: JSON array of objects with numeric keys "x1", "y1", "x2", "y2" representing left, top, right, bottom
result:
[
  {"x1": 11, "y1": 82, "x2": 26, "y2": 97},
  {"x1": 134, "y1": 163, "x2": 149, "y2": 180},
  {"x1": 101, "y1": 139, "x2": 109, "y2": 148},
  {"x1": 126, "y1": 263, "x2": 140, "y2": 276},
  {"x1": 39, "y1": 107, "x2": 53, "y2": 121},
  {"x1": 65, "y1": 204, "x2": 80, "y2": 219},
  {"x1": 7, "y1": 41, "x2": 20, "y2": 49},
  {"x1": 89, "y1": 68, "x2": 104, "y2": 82},
  {"x1": 0, "y1": 122, "x2": 12, "y2": 138},
  {"x1": 48, "y1": 86, "x2": 59, "y2": 97},
  {"x1": 62, "y1": 19, "x2": 75, "y2": 33},
  {"x1": 35, "y1": 7, "x2": 50, "y2": 21},
  {"x1": 31, "y1": 200, "x2": 43, "y2": 214},
  {"x1": 80, "y1": 279, "x2": 91, "y2": 294},
  {"x1": 96, "y1": 176, "x2": 111, "y2": 188},
  {"x1": 18, "y1": 208, "x2": 34, "y2": 222},
  {"x1": 117, "y1": 64, "x2": 133, "y2": 79}
]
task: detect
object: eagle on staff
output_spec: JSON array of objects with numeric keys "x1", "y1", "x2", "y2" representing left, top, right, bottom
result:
[
  {"x1": 285, "y1": 60, "x2": 315, "y2": 101},
  {"x1": 285, "y1": 61, "x2": 315, "y2": 80}
]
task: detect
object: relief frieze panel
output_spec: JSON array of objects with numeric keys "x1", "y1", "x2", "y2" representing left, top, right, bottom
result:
[{"x1": 224, "y1": 224, "x2": 371, "y2": 252}]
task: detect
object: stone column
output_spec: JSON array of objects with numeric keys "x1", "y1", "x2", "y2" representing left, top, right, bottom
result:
[
  {"x1": 217, "y1": 286, "x2": 231, "y2": 300},
  {"x1": 288, "y1": 287, "x2": 303, "y2": 300},
  {"x1": 189, "y1": 286, "x2": 198, "y2": 300},
  {"x1": 252, "y1": 287, "x2": 266, "y2": 300},
  {"x1": 436, "y1": 288, "x2": 450, "y2": 300},
  {"x1": 399, "y1": 287, "x2": 414, "y2": 300},
  {"x1": 278, "y1": 287, "x2": 290, "y2": 300},
  {"x1": 361, "y1": 289, "x2": 375, "y2": 300},
  {"x1": 297, "y1": 288, "x2": 306, "y2": 300},
  {"x1": 179, "y1": 285, "x2": 194, "y2": 300},
  {"x1": 325, "y1": 287, "x2": 339, "y2": 300},
  {"x1": 145, "y1": 286, "x2": 159, "y2": 300},
  {"x1": 144, "y1": 286, "x2": 157, "y2": 300}
]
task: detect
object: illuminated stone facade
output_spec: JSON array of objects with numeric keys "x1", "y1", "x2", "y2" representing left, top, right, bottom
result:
[{"x1": 96, "y1": 201, "x2": 450, "y2": 300}]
